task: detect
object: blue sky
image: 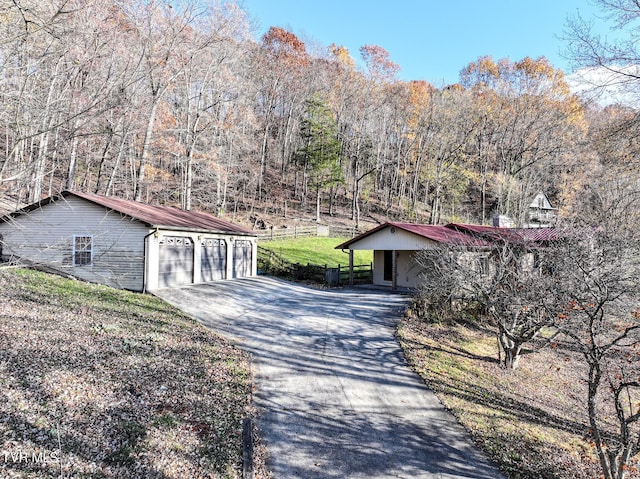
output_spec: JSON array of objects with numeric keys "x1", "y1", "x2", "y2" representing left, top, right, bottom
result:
[{"x1": 240, "y1": 0, "x2": 605, "y2": 86}]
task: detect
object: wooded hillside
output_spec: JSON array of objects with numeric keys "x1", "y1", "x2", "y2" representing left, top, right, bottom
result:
[{"x1": 1, "y1": 0, "x2": 638, "y2": 228}]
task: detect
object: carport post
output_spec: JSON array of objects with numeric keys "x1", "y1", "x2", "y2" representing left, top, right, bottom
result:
[
  {"x1": 392, "y1": 249, "x2": 398, "y2": 291},
  {"x1": 348, "y1": 249, "x2": 354, "y2": 286}
]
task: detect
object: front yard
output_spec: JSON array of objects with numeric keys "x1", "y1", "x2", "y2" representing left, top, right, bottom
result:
[
  {"x1": 398, "y1": 315, "x2": 621, "y2": 479},
  {"x1": 0, "y1": 269, "x2": 258, "y2": 479}
]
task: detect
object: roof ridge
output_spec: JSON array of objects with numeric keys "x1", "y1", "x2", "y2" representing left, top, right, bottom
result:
[{"x1": 2, "y1": 191, "x2": 253, "y2": 235}]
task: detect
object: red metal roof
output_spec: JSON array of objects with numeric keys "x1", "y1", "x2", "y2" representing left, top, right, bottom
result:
[
  {"x1": 335, "y1": 222, "x2": 493, "y2": 249},
  {"x1": 3, "y1": 191, "x2": 254, "y2": 235},
  {"x1": 446, "y1": 223, "x2": 564, "y2": 244},
  {"x1": 445, "y1": 223, "x2": 523, "y2": 242},
  {"x1": 516, "y1": 227, "x2": 566, "y2": 242},
  {"x1": 336, "y1": 221, "x2": 563, "y2": 250},
  {"x1": 392, "y1": 223, "x2": 494, "y2": 247}
]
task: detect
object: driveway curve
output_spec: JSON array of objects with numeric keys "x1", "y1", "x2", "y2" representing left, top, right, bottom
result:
[{"x1": 155, "y1": 277, "x2": 505, "y2": 479}]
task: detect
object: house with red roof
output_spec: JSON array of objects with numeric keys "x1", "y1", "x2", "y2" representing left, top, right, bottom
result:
[
  {"x1": 0, "y1": 191, "x2": 257, "y2": 291},
  {"x1": 336, "y1": 222, "x2": 560, "y2": 289}
]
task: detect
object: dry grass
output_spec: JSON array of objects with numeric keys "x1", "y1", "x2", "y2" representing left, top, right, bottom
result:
[
  {"x1": 397, "y1": 315, "x2": 640, "y2": 479},
  {"x1": 0, "y1": 268, "x2": 263, "y2": 479}
]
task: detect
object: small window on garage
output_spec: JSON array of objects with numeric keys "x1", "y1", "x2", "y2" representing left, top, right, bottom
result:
[{"x1": 73, "y1": 235, "x2": 93, "y2": 266}]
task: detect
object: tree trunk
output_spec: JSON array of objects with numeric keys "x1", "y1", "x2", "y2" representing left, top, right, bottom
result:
[
  {"x1": 184, "y1": 147, "x2": 194, "y2": 210},
  {"x1": 65, "y1": 121, "x2": 80, "y2": 191},
  {"x1": 499, "y1": 333, "x2": 523, "y2": 370},
  {"x1": 316, "y1": 185, "x2": 321, "y2": 222},
  {"x1": 134, "y1": 99, "x2": 159, "y2": 202},
  {"x1": 502, "y1": 345, "x2": 522, "y2": 370},
  {"x1": 31, "y1": 131, "x2": 50, "y2": 202},
  {"x1": 588, "y1": 362, "x2": 617, "y2": 479},
  {"x1": 329, "y1": 185, "x2": 336, "y2": 216},
  {"x1": 258, "y1": 124, "x2": 269, "y2": 202}
]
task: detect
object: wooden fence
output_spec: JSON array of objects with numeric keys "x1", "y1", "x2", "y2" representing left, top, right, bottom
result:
[
  {"x1": 257, "y1": 246, "x2": 372, "y2": 286},
  {"x1": 256, "y1": 224, "x2": 361, "y2": 241}
]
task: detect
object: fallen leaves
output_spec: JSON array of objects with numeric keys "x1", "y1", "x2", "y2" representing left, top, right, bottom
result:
[
  {"x1": 0, "y1": 269, "x2": 256, "y2": 479},
  {"x1": 398, "y1": 315, "x2": 609, "y2": 479}
]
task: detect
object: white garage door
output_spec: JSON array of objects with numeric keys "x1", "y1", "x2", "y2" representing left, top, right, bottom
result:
[
  {"x1": 233, "y1": 240, "x2": 252, "y2": 278},
  {"x1": 201, "y1": 238, "x2": 226, "y2": 281},
  {"x1": 158, "y1": 236, "x2": 194, "y2": 287}
]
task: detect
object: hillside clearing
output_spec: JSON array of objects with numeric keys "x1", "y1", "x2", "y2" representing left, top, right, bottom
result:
[
  {"x1": 258, "y1": 236, "x2": 372, "y2": 267},
  {"x1": 0, "y1": 269, "x2": 260, "y2": 479}
]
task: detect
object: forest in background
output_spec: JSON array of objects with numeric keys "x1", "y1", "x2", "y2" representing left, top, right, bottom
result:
[{"x1": 1, "y1": 0, "x2": 639, "y2": 229}]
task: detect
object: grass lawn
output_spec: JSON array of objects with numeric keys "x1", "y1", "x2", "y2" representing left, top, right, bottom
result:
[
  {"x1": 258, "y1": 236, "x2": 372, "y2": 268},
  {"x1": 397, "y1": 314, "x2": 620, "y2": 479},
  {"x1": 0, "y1": 269, "x2": 259, "y2": 479}
]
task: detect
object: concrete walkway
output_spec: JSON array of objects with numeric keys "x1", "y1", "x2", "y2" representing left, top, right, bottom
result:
[{"x1": 154, "y1": 277, "x2": 505, "y2": 479}]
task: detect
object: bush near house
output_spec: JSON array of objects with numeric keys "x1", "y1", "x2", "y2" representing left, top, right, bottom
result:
[{"x1": 0, "y1": 269, "x2": 259, "y2": 479}]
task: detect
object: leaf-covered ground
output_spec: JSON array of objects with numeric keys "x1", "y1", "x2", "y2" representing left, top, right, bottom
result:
[
  {"x1": 397, "y1": 315, "x2": 640, "y2": 479},
  {"x1": 0, "y1": 268, "x2": 265, "y2": 478}
]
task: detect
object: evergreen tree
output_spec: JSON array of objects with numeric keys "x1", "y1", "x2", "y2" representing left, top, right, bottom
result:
[{"x1": 295, "y1": 93, "x2": 344, "y2": 221}]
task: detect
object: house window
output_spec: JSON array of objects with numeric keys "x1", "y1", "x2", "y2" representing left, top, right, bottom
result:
[
  {"x1": 473, "y1": 256, "x2": 489, "y2": 276},
  {"x1": 73, "y1": 235, "x2": 93, "y2": 266}
]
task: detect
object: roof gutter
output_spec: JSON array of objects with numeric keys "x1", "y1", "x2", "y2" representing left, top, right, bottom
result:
[
  {"x1": 142, "y1": 228, "x2": 158, "y2": 294},
  {"x1": 150, "y1": 225, "x2": 256, "y2": 236}
]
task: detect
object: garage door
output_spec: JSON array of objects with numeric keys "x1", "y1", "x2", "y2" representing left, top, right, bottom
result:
[
  {"x1": 233, "y1": 240, "x2": 252, "y2": 278},
  {"x1": 159, "y1": 236, "x2": 194, "y2": 287},
  {"x1": 201, "y1": 238, "x2": 226, "y2": 281}
]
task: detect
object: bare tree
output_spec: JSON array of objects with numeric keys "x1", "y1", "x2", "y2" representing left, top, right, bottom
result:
[
  {"x1": 550, "y1": 219, "x2": 640, "y2": 479},
  {"x1": 565, "y1": 1, "x2": 640, "y2": 81},
  {"x1": 416, "y1": 232, "x2": 559, "y2": 369}
]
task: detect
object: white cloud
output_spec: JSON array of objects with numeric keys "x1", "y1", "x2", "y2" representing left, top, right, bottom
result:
[{"x1": 567, "y1": 65, "x2": 640, "y2": 108}]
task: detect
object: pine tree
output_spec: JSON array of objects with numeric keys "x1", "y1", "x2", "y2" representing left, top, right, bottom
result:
[{"x1": 295, "y1": 93, "x2": 343, "y2": 222}]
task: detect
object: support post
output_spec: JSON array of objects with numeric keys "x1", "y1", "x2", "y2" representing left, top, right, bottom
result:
[
  {"x1": 349, "y1": 249, "x2": 354, "y2": 286},
  {"x1": 392, "y1": 249, "x2": 398, "y2": 291}
]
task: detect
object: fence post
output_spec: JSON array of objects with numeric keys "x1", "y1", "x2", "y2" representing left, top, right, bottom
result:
[{"x1": 242, "y1": 417, "x2": 254, "y2": 479}]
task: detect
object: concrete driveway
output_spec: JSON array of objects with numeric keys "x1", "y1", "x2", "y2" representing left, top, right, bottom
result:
[{"x1": 154, "y1": 277, "x2": 505, "y2": 479}]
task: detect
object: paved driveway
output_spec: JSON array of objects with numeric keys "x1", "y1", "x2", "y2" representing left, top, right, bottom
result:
[{"x1": 154, "y1": 277, "x2": 504, "y2": 479}]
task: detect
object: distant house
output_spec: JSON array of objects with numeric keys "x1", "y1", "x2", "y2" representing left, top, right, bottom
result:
[
  {"x1": 336, "y1": 222, "x2": 560, "y2": 289},
  {"x1": 525, "y1": 192, "x2": 557, "y2": 227},
  {"x1": 491, "y1": 192, "x2": 558, "y2": 228},
  {"x1": 0, "y1": 191, "x2": 257, "y2": 291}
]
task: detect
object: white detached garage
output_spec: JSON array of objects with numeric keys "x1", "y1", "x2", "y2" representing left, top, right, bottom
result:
[{"x1": 0, "y1": 191, "x2": 257, "y2": 291}]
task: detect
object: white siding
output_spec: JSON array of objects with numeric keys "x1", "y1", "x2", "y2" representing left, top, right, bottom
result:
[
  {"x1": 347, "y1": 225, "x2": 435, "y2": 288},
  {"x1": 372, "y1": 250, "x2": 386, "y2": 286},
  {"x1": 0, "y1": 196, "x2": 149, "y2": 291},
  {"x1": 372, "y1": 250, "x2": 423, "y2": 288},
  {"x1": 348, "y1": 226, "x2": 438, "y2": 251},
  {"x1": 529, "y1": 192, "x2": 552, "y2": 209},
  {"x1": 397, "y1": 251, "x2": 423, "y2": 288}
]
